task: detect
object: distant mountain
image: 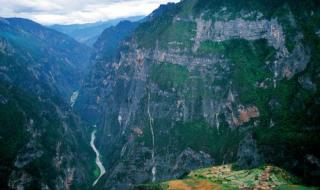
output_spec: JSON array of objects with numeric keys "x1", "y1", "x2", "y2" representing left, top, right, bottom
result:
[
  {"x1": 0, "y1": 17, "x2": 94, "y2": 189},
  {"x1": 94, "y1": 20, "x2": 141, "y2": 60},
  {"x1": 49, "y1": 16, "x2": 144, "y2": 46},
  {"x1": 0, "y1": 17, "x2": 91, "y2": 99}
]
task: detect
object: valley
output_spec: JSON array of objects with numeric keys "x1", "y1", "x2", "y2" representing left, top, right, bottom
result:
[{"x1": 1, "y1": 0, "x2": 320, "y2": 189}]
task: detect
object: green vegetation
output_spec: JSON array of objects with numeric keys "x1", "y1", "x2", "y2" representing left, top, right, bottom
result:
[
  {"x1": 134, "y1": 184, "x2": 166, "y2": 190},
  {"x1": 0, "y1": 78, "x2": 96, "y2": 189},
  {"x1": 277, "y1": 185, "x2": 318, "y2": 190},
  {"x1": 93, "y1": 165, "x2": 100, "y2": 178},
  {"x1": 173, "y1": 120, "x2": 243, "y2": 163},
  {"x1": 194, "y1": 0, "x2": 319, "y2": 18},
  {"x1": 117, "y1": 0, "x2": 320, "y2": 188},
  {"x1": 199, "y1": 39, "x2": 275, "y2": 120},
  {"x1": 0, "y1": 31, "x2": 41, "y2": 57},
  {"x1": 198, "y1": 41, "x2": 226, "y2": 54},
  {"x1": 134, "y1": 2, "x2": 196, "y2": 49},
  {"x1": 0, "y1": 81, "x2": 41, "y2": 187},
  {"x1": 150, "y1": 62, "x2": 190, "y2": 91},
  {"x1": 136, "y1": 19, "x2": 196, "y2": 49},
  {"x1": 0, "y1": 82, "x2": 39, "y2": 162},
  {"x1": 138, "y1": 117, "x2": 243, "y2": 163},
  {"x1": 197, "y1": 34, "x2": 320, "y2": 184},
  {"x1": 0, "y1": 17, "x2": 96, "y2": 189},
  {"x1": 143, "y1": 32, "x2": 319, "y2": 185},
  {"x1": 134, "y1": 4, "x2": 178, "y2": 48},
  {"x1": 273, "y1": 6, "x2": 297, "y2": 52},
  {"x1": 160, "y1": 21, "x2": 196, "y2": 49}
]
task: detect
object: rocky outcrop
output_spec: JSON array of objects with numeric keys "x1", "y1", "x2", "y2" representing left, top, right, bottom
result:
[
  {"x1": 172, "y1": 148, "x2": 214, "y2": 178},
  {"x1": 299, "y1": 76, "x2": 317, "y2": 93},
  {"x1": 0, "y1": 38, "x2": 14, "y2": 55},
  {"x1": 13, "y1": 120, "x2": 43, "y2": 169},
  {"x1": 232, "y1": 106, "x2": 260, "y2": 126},
  {"x1": 193, "y1": 17, "x2": 286, "y2": 52},
  {"x1": 193, "y1": 15, "x2": 310, "y2": 81},
  {"x1": 236, "y1": 134, "x2": 263, "y2": 169},
  {"x1": 0, "y1": 94, "x2": 8, "y2": 104},
  {"x1": 8, "y1": 172, "x2": 33, "y2": 190},
  {"x1": 316, "y1": 29, "x2": 320, "y2": 37}
]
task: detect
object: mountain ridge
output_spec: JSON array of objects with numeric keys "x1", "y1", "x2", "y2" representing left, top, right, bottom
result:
[
  {"x1": 49, "y1": 16, "x2": 144, "y2": 46},
  {"x1": 0, "y1": 17, "x2": 94, "y2": 189}
]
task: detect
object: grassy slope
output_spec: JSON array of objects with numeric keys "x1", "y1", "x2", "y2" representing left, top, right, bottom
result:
[{"x1": 135, "y1": 165, "x2": 317, "y2": 190}]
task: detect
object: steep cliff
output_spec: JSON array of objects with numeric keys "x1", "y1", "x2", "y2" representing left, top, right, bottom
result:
[
  {"x1": 76, "y1": 20, "x2": 141, "y2": 124},
  {"x1": 77, "y1": 0, "x2": 320, "y2": 189}
]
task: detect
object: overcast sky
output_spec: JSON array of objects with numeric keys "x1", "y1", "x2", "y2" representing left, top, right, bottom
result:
[{"x1": 0, "y1": 0, "x2": 180, "y2": 25}]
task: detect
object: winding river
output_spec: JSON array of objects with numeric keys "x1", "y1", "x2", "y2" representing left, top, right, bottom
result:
[{"x1": 90, "y1": 129, "x2": 106, "y2": 186}]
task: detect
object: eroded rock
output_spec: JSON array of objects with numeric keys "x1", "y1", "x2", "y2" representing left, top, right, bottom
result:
[{"x1": 233, "y1": 106, "x2": 260, "y2": 126}]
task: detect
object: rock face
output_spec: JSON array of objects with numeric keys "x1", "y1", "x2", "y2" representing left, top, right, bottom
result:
[
  {"x1": 76, "y1": 0, "x2": 320, "y2": 189},
  {"x1": 233, "y1": 106, "x2": 260, "y2": 126},
  {"x1": 0, "y1": 18, "x2": 94, "y2": 189},
  {"x1": 235, "y1": 134, "x2": 263, "y2": 169},
  {"x1": 172, "y1": 148, "x2": 214, "y2": 178},
  {"x1": 193, "y1": 18, "x2": 286, "y2": 51}
]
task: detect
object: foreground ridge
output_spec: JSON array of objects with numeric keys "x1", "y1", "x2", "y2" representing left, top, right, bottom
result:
[{"x1": 135, "y1": 165, "x2": 317, "y2": 190}]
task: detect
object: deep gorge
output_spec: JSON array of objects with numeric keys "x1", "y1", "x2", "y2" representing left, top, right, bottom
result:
[{"x1": 1, "y1": 0, "x2": 320, "y2": 189}]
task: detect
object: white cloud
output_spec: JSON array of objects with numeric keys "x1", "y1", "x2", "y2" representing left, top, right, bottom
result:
[{"x1": 0, "y1": 0, "x2": 180, "y2": 25}]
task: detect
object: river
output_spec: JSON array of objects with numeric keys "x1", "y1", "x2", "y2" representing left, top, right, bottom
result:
[{"x1": 90, "y1": 129, "x2": 106, "y2": 186}]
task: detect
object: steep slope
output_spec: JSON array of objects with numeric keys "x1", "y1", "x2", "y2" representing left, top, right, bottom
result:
[
  {"x1": 77, "y1": 0, "x2": 320, "y2": 189},
  {"x1": 0, "y1": 18, "x2": 94, "y2": 189},
  {"x1": 75, "y1": 20, "x2": 140, "y2": 124},
  {"x1": 50, "y1": 16, "x2": 144, "y2": 46}
]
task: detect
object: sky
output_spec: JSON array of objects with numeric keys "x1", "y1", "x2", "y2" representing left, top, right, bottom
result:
[{"x1": 0, "y1": 0, "x2": 180, "y2": 25}]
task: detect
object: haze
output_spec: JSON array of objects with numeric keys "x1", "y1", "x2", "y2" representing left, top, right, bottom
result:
[{"x1": 0, "y1": 0, "x2": 180, "y2": 25}]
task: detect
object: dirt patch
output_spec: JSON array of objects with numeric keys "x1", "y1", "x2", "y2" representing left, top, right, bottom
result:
[
  {"x1": 196, "y1": 180, "x2": 219, "y2": 190},
  {"x1": 254, "y1": 166, "x2": 276, "y2": 190},
  {"x1": 168, "y1": 179, "x2": 219, "y2": 190},
  {"x1": 168, "y1": 180, "x2": 192, "y2": 190}
]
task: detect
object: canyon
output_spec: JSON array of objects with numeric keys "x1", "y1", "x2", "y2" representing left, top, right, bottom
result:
[{"x1": 1, "y1": 0, "x2": 320, "y2": 189}]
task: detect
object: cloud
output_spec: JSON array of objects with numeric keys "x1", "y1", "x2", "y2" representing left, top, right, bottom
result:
[{"x1": 0, "y1": 0, "x2": 180, "y2": 25}]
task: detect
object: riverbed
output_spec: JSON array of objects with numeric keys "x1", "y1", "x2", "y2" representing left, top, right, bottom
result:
[{"x1": 90, "y1": 129, "x2": 106, "y2": 186}]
